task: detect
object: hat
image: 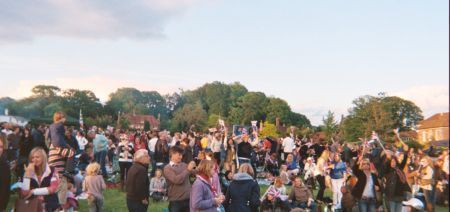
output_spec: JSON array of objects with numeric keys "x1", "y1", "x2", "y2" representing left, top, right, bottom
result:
[{"x1": 402, "y1": 198, "x2": 424, "y2": 210}]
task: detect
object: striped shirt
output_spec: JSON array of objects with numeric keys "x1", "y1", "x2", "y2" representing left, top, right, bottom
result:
[
  {"x1": 118, "y1": 142, "x2": 134, "y2": 163},
  {"x1": 48, "y1": 145, "x2": 75, "y2": 175}
]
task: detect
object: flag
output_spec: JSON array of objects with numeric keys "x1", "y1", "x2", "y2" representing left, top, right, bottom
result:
[{"x1": 79, "y1": 109, "x2": 84, "y2": 127}]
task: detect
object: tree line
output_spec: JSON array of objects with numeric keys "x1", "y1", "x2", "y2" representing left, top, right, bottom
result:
[{"x1": 0, "y1": 82, "x2": 424, "y2": 142}]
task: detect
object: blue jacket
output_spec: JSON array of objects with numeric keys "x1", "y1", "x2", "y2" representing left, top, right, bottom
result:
[
  {"x1": 330, "y1": 161, "x2": 346, "y2": 179},
  {"x1": 190, "y1": 177, "x2": 218, "y2": 212}
]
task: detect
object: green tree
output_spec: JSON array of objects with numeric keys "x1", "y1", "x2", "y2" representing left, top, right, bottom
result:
[
  {"x1": 31, "y1": 85, "x2": 61, "y2": 98},
  {"x1": 60, "y1": 89, "x2": 103, "y2": 118},
  {"x1": 265, "y1": 98, "x2": 291, "y2": 125},
  {"x1": 229, "y1": 92, "x2": 268, "y2": 125},
  {"x1": 321, "y1": 111, "x2": 338, "y2": 142},
  {"x1": 171, "y1": 102, "x2": 208, "y2": 131},
  {"x1": 207, "y1": 114, "x2": 221, "y2": 128}
]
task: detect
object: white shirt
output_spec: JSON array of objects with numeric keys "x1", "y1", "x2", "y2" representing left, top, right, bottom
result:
[
  {"x1": 76, "y1": 135, "x2": 88, "y2": 150},
  {"x1": 211, "y1": 137, "x2": 222, "y2": 153},
  {"x1": 148, "y1": 137, "x2": 158, "y2": 152},
  {"x1": 282, "y1": 137, "x2": 295, "y2": 153},
  {"x1": 362, "y1": 174, "x2": 375, "y2": 198}
]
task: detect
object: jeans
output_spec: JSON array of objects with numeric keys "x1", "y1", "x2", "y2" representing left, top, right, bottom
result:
[
  {"x1": 149, "y1": 151, "x2": 156, "y2": 177},
  {"x1": 291, "y1": 201, "x2": 317, "y2": 212},
  {"x1": 168, "y1": 199, "x2": 190, "y2": 212},
  {"x1": 388, "y1": 201, "x2": 402, "y2": 212},
  {"x1": 94, "y1": 150, "x2": 107, "y2": 177},
  {"x1": 119, "y1": 162, "x2": 132, "y2": 183},
  {"x1": 358, "y1": 198, "x2": 376, "y2": 212},
  {"x1": 126, "y1": 199, "x2": 148, "y2": 212}
]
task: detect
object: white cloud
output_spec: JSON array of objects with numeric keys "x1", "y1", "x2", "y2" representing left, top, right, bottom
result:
[
  {"x1": 9, "y1": 76, "x2": 185, "y2": 102},
  {"x1": 392, "y1": 84, "x2": 449, "y2": 118},
  {"x1": 0, "y1": 0, "x2": 201, "y2": 43}
]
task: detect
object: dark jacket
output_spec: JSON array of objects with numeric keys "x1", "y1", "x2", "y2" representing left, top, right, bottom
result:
[
  {"x1": 126, "y1": 162, "x2": 150, "y2": 202},
  {"x1": 383, "y1": 152, "x2": 410, "y2": 201},
  {"x1": 351, "y1": 161, "x2": 380, "y2": 200},
  {"x1": 224, "y1": 173, "x2": 260, "y2": 212},
  {"x1": 49, "y1": 122, "x2": 67, "y2": 147},
  {"x1": 154, "y1": 139, "x2": 169, "y2": 163},
  {"x1": 31, "y1": 129, "x2": 48, "y2": 153},
  {"x1": 0, "y1": 155, "x2": 10, "y2": 211}
]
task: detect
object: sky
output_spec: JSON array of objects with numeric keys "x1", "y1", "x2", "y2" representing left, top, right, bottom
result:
[{"x1": 0, "y1": 0, "x2": 448, "y2": 125}]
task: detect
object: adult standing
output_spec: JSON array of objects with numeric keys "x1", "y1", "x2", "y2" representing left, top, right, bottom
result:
[
  {"x1": 0, "y1": 135, "x2": 10, "y2": 212},
  {"x1": 126, "y1": 149, "x2": 150, "y2": 212},
  {"x1": 329, "y1": 153, "x2": 347, "y2": 210},
  {"x1": 32, "y1": 124, "x2": 48, "y2": 153},
  {"x1": 351, "y1": 157, "x2": 380, "y2": 212},
  {"x1": 118, "y1": 134, "x2": 134, "y2": 191},
  {"x1": 223, "y1": 163, "x2": 260, "y2": 212},
  {"x1": 282, "y1": 133, "x2": 295, "y2": 161},
  {"x1": 21, "y1": 147, "x2": 60, "y2": 211},
  {"x1": 76, "y1": 131, "x2": 88, "y2": 153},
  {"x1": 414, "y1": 156, "x2": 435, "y2": 212},
  {"x1": 190, "y1": 159, "x2": 225, "y2": 212},
  {"x1": 314, "y1": 150, "x2": 329, "y2": 201},
  {"x1": 89, "y1": 130, "x2": 109, "y2": 178},
  {"x1": 147, "y1": 131, "x2": 159, "y2": 177},
  {"x1": 163, "y1": 146, "x2": 197, "y2": 212}
]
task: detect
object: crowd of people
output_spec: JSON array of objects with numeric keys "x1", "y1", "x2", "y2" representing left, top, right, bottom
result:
[{"x1": 0, "y1": 111, "x2": 448, "y2": 212}]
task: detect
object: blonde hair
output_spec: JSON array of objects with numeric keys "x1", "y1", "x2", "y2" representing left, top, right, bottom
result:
[
  {"x1": 86, "y1": 162, "x2": 101, "y2": 176},
  {"x1": 197, "y1": 159, "x2": 215, "y2": 177},
  {"x1": 359, "y1": 158, "x2": 371, "y2": 170},
  {"x1": 29, "y1": 147, "x2": 48, "y2": 176},
  {"x1": 320, "y1": 150, "x2": 330, "y2": 161},
  {"x1": 53, "y1": 111, "x2": 65, "y2": 123},
  {"x1": 274, "y1": 177, "x2": 283, "y2": 187},
  {"x1": 238, "y1": 163, "x2": 254, "y2": 178}
]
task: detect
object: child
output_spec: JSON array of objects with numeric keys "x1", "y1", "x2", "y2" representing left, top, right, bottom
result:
[
  {"x1": 62, "y1": 182, "x2": 79, "y2": 212},
  {"x1": 261, "y1": 177, "x2": 290, "y2": 211},
  {"x1": 280, "y1": 164, "x2": 291, "y2": 185},
  {"x1": 83, "y1": 162, "x2": 106, "y2": 212},
  {"x1": 149, "y1": 169, "x2": 167, "y2": 202}
]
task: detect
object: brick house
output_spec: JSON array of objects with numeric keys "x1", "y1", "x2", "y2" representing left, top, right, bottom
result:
[
  {"x1": 416, "y1": 112, "x2": 449, "y2": 145},
  {"x1": 124, "y1": 114, "x2": 160, "y2": 130}
]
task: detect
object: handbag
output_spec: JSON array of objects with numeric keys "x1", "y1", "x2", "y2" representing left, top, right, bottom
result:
[{"x1": 15, "y1": 197, "x2": 43, "y2": 212}]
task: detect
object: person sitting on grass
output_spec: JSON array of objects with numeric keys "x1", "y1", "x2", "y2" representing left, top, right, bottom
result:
[
  {"x1": 83, "y1": 162, "x2": 106, "y2": 212},
  {"x1": 288, "y1": 177, "x2": 316, "y2": 212},
  {"x1": 261, "y1": 177, "x2": 290, "y2": 211},
  {"x1": 150, "y1": 168, "x2": 167, "y2": 202},
  {"x1": 279, "y1": 164, "x2": 290, "y2": 185}
]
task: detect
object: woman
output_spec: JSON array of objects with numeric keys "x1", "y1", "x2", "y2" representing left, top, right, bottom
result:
[
  {"x1": 314, "y1": 150, "x2": 329, "y2": 201},
  {"x1": 285, "y1": 153, "x2": 300, "y2": 176},
  {"x1": 149, "y1": 169, "x2": 167, "y2": 202},
  {"x1": 224, "y1": 163, "x2": 260, "y2": 212},
  {"x1": 329, "y1": 153, "x2": 347, "y2": 210},
  {"x1": 117, "y1": 134, "x2": 134, "y2": 191},
  {"x1": 21, "y1": 147, "x2": 60, "y2": 211},
  {"x1": 414, "y1": 156, "x2": 435, "y2": 212},
  {"x1": 351, "y1": 158, "x2": 380, "y2": 212},
  {"x1": 190, "y1": 160, "x2": 225, "y2": 212},
  {"x1": 133, "y1": 136, "x2": 146, "y2": 152},
  {"x1": 0, "y1": 135, "x2": 10, "y2": 212},
  {"x1": 384, "y1": 145, "x2": 410, "y2": 212}
]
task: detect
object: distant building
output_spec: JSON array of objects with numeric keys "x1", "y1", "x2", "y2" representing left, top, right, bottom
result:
[
  {"x1": 416, "y1": 112, "x2": 449, "y2": 144},
  {"x1": 124, "y1": 114, "x2": 160, "y2": 130}
]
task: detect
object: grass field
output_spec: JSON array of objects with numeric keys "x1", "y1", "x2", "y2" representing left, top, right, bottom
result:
[{"x1": 7, "y1": 185, "x2": 449, "y2": 212}]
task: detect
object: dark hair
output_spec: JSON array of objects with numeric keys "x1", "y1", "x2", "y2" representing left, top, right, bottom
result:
[{"x1": 170, "y1": 145, "x2": 185, "y2": 156}]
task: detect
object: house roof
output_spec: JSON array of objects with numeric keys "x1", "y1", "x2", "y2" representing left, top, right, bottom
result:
[
  {"x1": 416, "y1": 112, "x2": 449, "y2": 130},
  {"x1": 124, "y1": 114, "x2": 160, "y2": 127}
]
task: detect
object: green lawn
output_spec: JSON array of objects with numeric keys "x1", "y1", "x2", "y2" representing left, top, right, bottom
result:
[{"x1": 7, "y1": 186, "x2": 449, "y2": 212}]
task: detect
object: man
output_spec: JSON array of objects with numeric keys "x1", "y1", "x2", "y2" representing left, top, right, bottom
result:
[
  {"x1": 89, "y1": 130, "x2": 109, "y2": 177},
  {"x1": 126, "y1": 149, "x2": 150, "y2": 212},
  {"x1": 148, "y1": 131, "x2": 159, "y2": 176},
  {"x1": 155, "y1": 131, "x2": 169, "y2": 172},
  {"x1": 282, "y1": 133, "x2": 295, "y2": 161},
  {"x1": 32, "y1": 124, "x2": 48, "y2": 153},
  {"x1": 163, "y1": 146, "x2": 196, "y2": 212},
  {"x1": 289, "y1": 177, "x2": 316, "y2": 212}
]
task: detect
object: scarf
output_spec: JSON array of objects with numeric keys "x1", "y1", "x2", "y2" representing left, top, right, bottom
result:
[{"x1": 198, "y1": 174, "x2": 217, "y2": 196}]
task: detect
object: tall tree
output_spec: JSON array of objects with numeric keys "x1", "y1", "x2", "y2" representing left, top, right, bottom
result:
[
  {"x1": 171, "y1": 102, "x2": 208, "y2": 131},
  {"x1": 265, "y1": 97, "x2": 291, "y2": 125},
  {"x1": 321, "y1": 111, "x2": 338, "y2": 142}
]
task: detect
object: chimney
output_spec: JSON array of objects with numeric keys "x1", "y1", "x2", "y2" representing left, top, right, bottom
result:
[{"x1": 275, "y1": 117, "x2": 280, "y2": 127}]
